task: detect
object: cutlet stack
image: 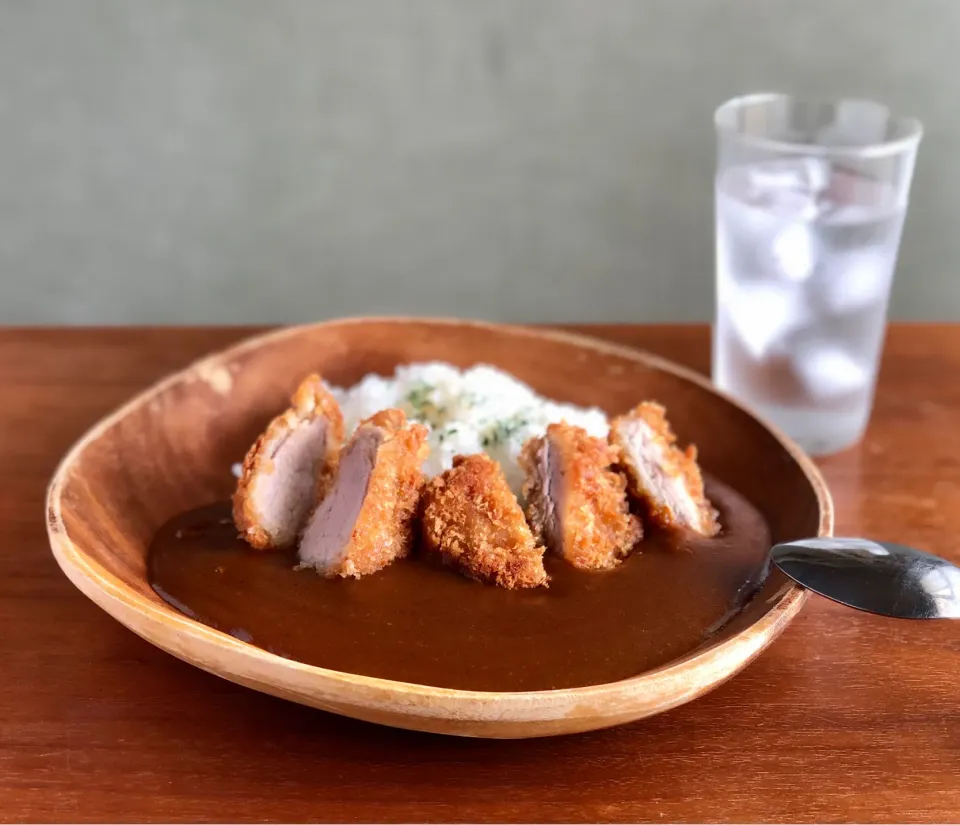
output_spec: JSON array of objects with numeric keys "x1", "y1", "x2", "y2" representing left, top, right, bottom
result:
[{"x1": 232, "y1": 371, "x2": 718, "y2": 589}]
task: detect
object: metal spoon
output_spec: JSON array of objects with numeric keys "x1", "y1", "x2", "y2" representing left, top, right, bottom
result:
[{"x1": 770, "y1": 537, "x2": 960, "y2": 619}]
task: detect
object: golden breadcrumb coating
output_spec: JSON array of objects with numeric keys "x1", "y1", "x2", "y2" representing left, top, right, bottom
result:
[
  {"x1": 421, "y1": 453, "x2": 548, "y2": 589},
  {"x1": 520, "y1": 422, "x2": 641, "y2": 570},
  {"x1": 610, "y1": 402, "x2": 720, "y2": 537},
  {"x1": 317, "y1": 408, "x2": 429, "y2": 578},
  {"x1": 233, "y1": 374, "x2": 344, "y2": 550}
]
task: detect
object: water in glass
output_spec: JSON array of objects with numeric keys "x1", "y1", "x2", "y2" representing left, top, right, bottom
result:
[{"x1": 714, "y1": 158, "x2": 906, "y2": 455}]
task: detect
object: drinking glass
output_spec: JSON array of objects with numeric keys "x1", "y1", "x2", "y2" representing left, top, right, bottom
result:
[{"x1": 713, "y1": 94, "x2": 922, "y2": 455}]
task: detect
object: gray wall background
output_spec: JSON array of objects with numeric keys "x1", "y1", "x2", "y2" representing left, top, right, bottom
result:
[{"x1": 1, "y1": 0, "x2": 956, "y2": 324}]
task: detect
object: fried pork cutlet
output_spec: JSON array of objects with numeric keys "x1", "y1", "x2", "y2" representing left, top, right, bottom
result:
[
  {"x1": 421, "y1": 453, "x2": 548, "y2": 589},
  {"x1": 520, "y1": 422, "x2": 642, "y2": 570},
  {"x1": 609, "y1": 402, "x2": 720, "y2": 537},
  {"x1": 232, "y1": 374, "x2": 344, "y2": 550},
  {"x1": 298, "y1": 409, "x2": 429, "y2": 579}
]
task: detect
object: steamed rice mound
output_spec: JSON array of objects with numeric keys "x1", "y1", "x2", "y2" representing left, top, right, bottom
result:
[{"x1": 329, "y1": 362, "x2": 609, "y2": 495}]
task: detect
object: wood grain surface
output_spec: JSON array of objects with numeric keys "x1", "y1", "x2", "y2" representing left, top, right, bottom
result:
[{"x1": 3, "y1": 324, "x2": 958, "y2": 823}]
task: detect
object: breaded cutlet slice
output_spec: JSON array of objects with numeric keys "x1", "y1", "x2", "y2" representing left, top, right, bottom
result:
[
  {"x1": 232, "y1": 374, "x2": 344, "y2": 550},
  {"x1": 421, "y1": 453, "x2": 548, "y2": 589},
  {"x1": 609, "y1": 402, "x2": 720, "y2": 537},
  {"x1": 520, "y1": 422, "x2": 642, "y2": 570},
  {"x1": 297, "y1": 408, "x2": 429, "y2": 579}
]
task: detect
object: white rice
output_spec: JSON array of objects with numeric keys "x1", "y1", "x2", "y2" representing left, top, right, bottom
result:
[{"x1": 329, "y1": 362, "x2": 609, "y2": 495}]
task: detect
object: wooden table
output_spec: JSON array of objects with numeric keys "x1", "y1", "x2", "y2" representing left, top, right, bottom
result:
[{"x1": 3, "y1": 324, "x2": 958, "y2": 823}]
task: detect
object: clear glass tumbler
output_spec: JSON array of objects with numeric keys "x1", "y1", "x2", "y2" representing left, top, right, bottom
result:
[{"x1": 713, "y1": 94, "x2": 922, "y2": 455}]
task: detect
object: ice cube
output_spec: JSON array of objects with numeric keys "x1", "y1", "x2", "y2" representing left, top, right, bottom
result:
[
  {"x1": 819, "y1": 250, "x2": 893, "y2": 315},
  {"x1": 747, "y1": 162, "x2": 802, "y2": 192},
  {"x1": 747, "y1": 158, "x2": 829, "y2": 195},
  {"x1": 772, "y1": 222, "x2": 817, "y2": 282},
  {"x1": 726, "y1": 282, "x2": 811, "y2": 360},
  {"x1": 765, "y1": 189, "x2": 821, "y2": 221},
  {"x1": 792, "y1": 344, "x2": 869, "y2": 400},
  {"x1": 723, "y1": 162, "x2": 823, "y2": 227}
]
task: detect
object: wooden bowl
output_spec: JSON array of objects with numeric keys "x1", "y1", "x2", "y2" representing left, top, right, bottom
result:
[{"x1": 46, "y1": 318, "x2": 832, "y2": 738}]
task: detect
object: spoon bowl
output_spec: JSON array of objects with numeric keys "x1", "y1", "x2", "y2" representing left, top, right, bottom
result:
[{"x1": 771, "y1": 537, "x2": 960, "y2": 619}]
